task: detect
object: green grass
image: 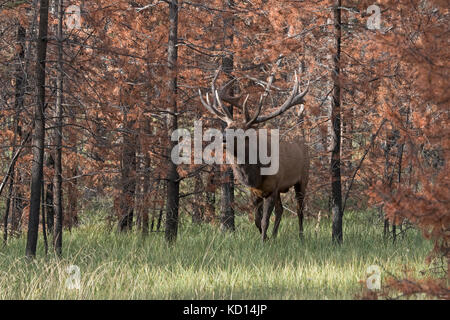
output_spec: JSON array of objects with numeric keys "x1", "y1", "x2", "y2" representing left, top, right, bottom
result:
[{"x1": 0, "y1": 211, "x2": 433, "y2": 299}]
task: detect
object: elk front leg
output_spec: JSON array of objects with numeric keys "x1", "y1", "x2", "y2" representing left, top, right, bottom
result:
[
  {"x1": 294, "y1": 182, "x2": 306, "y2": 239},
  {"x1": 253, "y1": 196, "x2": 263, "y2": 234},
  {"x1": 272, "y1": 195, "x2": 283, "y2": 239},
  {"x1": 261, "y1": 192, "x2": 276, "y2": 242}
]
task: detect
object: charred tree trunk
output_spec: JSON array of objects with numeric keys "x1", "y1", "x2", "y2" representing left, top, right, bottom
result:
[
  {"x1": 4, "y1": 23, "x2": 26, "y2": 245},
  {"x1": 26, "y1": 0, "x2": 49, "y2": 258},
  {"x1": 53, "y1": 0, "x2": 64, "y2": 256},
  {"x1": 157, "y1": 180, "x2": 166, "y2": 232},
  {"x1": 331, "y1": 0, "x2": 343, "y2": 244},
  {"x1": 3, "y1": 179, "x2": 13, "y2": 246},
  {"x1": 67, "y1": 166, "x2": 78, "y2": 231},
  {"x1": 45, "y1": 153, "x2": 54, "y2": 233},
  {"x1": 165, "y1": 0, "x2": 180, "y2": 243},
  {"x1": 141, "y1": 152, "x2": 151, "y2": 236},
  {"x1": 41, "y1": 179, "x2": 48, "y2": 255},
  {"x1": 205, "y1": 167, "x2": 216, "y2": 223},
  {"x1": 220, "y1": 0, "x2": 235, "y2": 232},
  {"x1": 192, "y1": 174, "x2": 203, "y2": 224},
  {"x1": 382, "y1": 127, "x2": 399, "y2": 239},
  {"x1": 118, "y1": 115, "x2": 137, "y2": 232},
  {"x1": 135, "y1": 132, "x2": 143, "y2": 232}
]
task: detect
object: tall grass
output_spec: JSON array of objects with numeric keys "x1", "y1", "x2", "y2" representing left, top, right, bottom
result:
[{"x1": 0, "y1": 211, "x2": 432, "y2": 299}]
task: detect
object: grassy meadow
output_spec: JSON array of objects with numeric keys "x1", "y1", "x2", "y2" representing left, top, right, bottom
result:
[{"x1": 0, "y1": 210, "x2": 433, "y2": 299}]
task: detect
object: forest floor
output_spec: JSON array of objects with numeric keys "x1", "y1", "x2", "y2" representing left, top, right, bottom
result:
[{"x1": 0, "y1": 210, "x2": 434, "y2": 299}]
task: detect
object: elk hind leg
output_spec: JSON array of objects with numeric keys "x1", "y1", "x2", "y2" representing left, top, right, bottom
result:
[
  {"x1": 261, "y1": 194, "x2": 276, "y2": 242},
  {"x1": 253, "y1": 196, "x2": 263, "y2": 234},
  {"x1": 294, "y1": 182, "x2": 306, "y2": 239},
  {"x1": 272, "y1": 195, "x2": 283, "y2": 239}
]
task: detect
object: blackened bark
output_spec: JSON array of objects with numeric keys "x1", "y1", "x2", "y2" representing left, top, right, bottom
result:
[
  {"x1": 41, "y1": 180, "x2": 48, "y2": 255},
  {"x1": 157, "y1": 183, "x2": 165, "y2": 232},
  {"x1": 26, "y1": 0, "x2": 49, "y2": 258},
  {"x1": 165, "y1": 0, "x2": 180, "y2": 243},
  {"x1": 206, "y1": 193, "x2": 215, "y2": 220},
  {"x1": 3, "y1": 179, "x2": 13, "y2": 246},
  {"x1": 135, "y1": 138, "x2": 142, "y2": 231},
  {"x1": 220, "y1": 0, "x2": 235, "y2": 232},
  {"x1": 141, "y1": 152, "x2": 151, "y2": 236},
  {"x1": 331, "y1": 0, "x2": 343, "y2": 244},
  {"x1": 67, "y1": 166, "x2": 79, "y2": 230},
  {"x1": 45, "y1": 154, "x2": 54, "y2": 233},
  {"x1": 220, "y1": 167, "x2": 235, "y2": 231},
  {"x1": 192, "y1": 174, "x2": 203, "y2": 224},
  {"x1": 53, "y1": 0, "x2": 64, "y2": 256},
  {"x1": 3, "y1": 23, "x2": 26, "y2": 245},
  {"x1": 383, "y1": 127, "x2": 399, "y2": 240},
  {"x1": 14, "y1": 24, "x2": 25, "y2": 137},
  {"x1": 118, "y1": 116, "x2": 137, "y2": 232}
]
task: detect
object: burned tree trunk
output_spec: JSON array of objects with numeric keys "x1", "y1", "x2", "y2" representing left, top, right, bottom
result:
[
  {"x1": 141, "y1": 151, "x2": 151, "y2": 236},
  {"x1": 165, "y1": 0, "x2": 180, "y2": 243},
  {"x1": 45, "y1": 153, "x2": 54, "y2": 233},
  {"x1": 331, "y1": 0, "x2": 344, "y2": 244},
  {"x1": 118, "y1": 115, "x2": 137, "y2": 232},
  {"x1": 53, "y1": 0, "x2": 64, "y2": 256},
  {"x1": 192, "y1": 173, "x2": 203, "y2": 224},
  {"x1": 26, "y1": 0, "x2": 49, "y2": 258},
  {"x1": 3, "y1": 23, "x2": 26, "y2": 245},
  {"x1": 220, "y1": 0, "x2": 235, "y2": 232},
  {"x1": 205, "y1": 167, "x2": 217, "y2": 223}
]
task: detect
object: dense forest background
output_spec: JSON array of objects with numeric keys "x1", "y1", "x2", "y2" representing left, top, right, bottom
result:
[{"x1": 0, "y1": 0, "x2": 448, "y2": 299}]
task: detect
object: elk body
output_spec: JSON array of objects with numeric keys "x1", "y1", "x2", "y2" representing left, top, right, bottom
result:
[{"x1": 199, "y1": 68, "x2": 310, "y2": 241}]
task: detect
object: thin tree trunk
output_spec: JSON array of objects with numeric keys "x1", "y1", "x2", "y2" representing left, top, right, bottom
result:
[
  {"x1": 383, "y1": 127, "x2": 398, "y2": 239},
  {"x1": 331, "y1": 0, "x2": 343, "y2": 244},
  {"x1": 141, "y1": 152, "x2": 151, "y2": 236},
  {"x1": 3, "y1": 179, "x2": 14, "y2": 246},
  {"x1": 26, "y1": 0, "x2": 49, "y2": 258},
  {"x1": 118, "y1": 113, "x2": 137, "y2": 232},
  {"x1": 41, "y1": 179, "x2": 48, "y2": 255},
  {"x1": 157, "y1": 181, "x2": 166, "y2": 232},
  {"x1": 192, "y1": 174, "x2": 203, "y2": 224},
  {"x1": 53, "y1": 0, "x2": 64, "y2": 256},
  {"x1": 220, "y1": 0, "x2": 235, "y2": 232},
  {"x1": 165, "y1": 0, "x2": 180, "y2": 243},
  {"x1": 135, "y1": 132, "x2": 143, "y2": 232},
  {"x1": 45, "y1": 153, "x2": 54, "y2": 233},
  {"x1": 4, "y1": 23, "x2": 27, "y2": 245},
  {"x1": 67, "y1": 166, "x2": 79, "y2": 231},
  {"x1": 206, "y1": 167, "x2": 216, "y2": 223}
]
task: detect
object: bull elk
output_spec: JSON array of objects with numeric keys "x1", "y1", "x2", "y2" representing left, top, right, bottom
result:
[{"x1": 199, "y1": 67, "x2": 310, "y2": 241}]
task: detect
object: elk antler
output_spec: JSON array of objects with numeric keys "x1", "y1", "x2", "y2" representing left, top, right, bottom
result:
[
  {"x1": 198, "y1": 69, "x2": 234, "y2": 124},
  {"x1": 217, "y1": 78, "x2": 252, "y2": 123},
  {"x1": 199, "y1": 65, "x2": 309, "y2": 127},
  {"x1": 249, "y1": 67, "x2": 309, "y2": 126},
  {"x1": 217, "y1": 78, "x2": 242, "y2": 107}
]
